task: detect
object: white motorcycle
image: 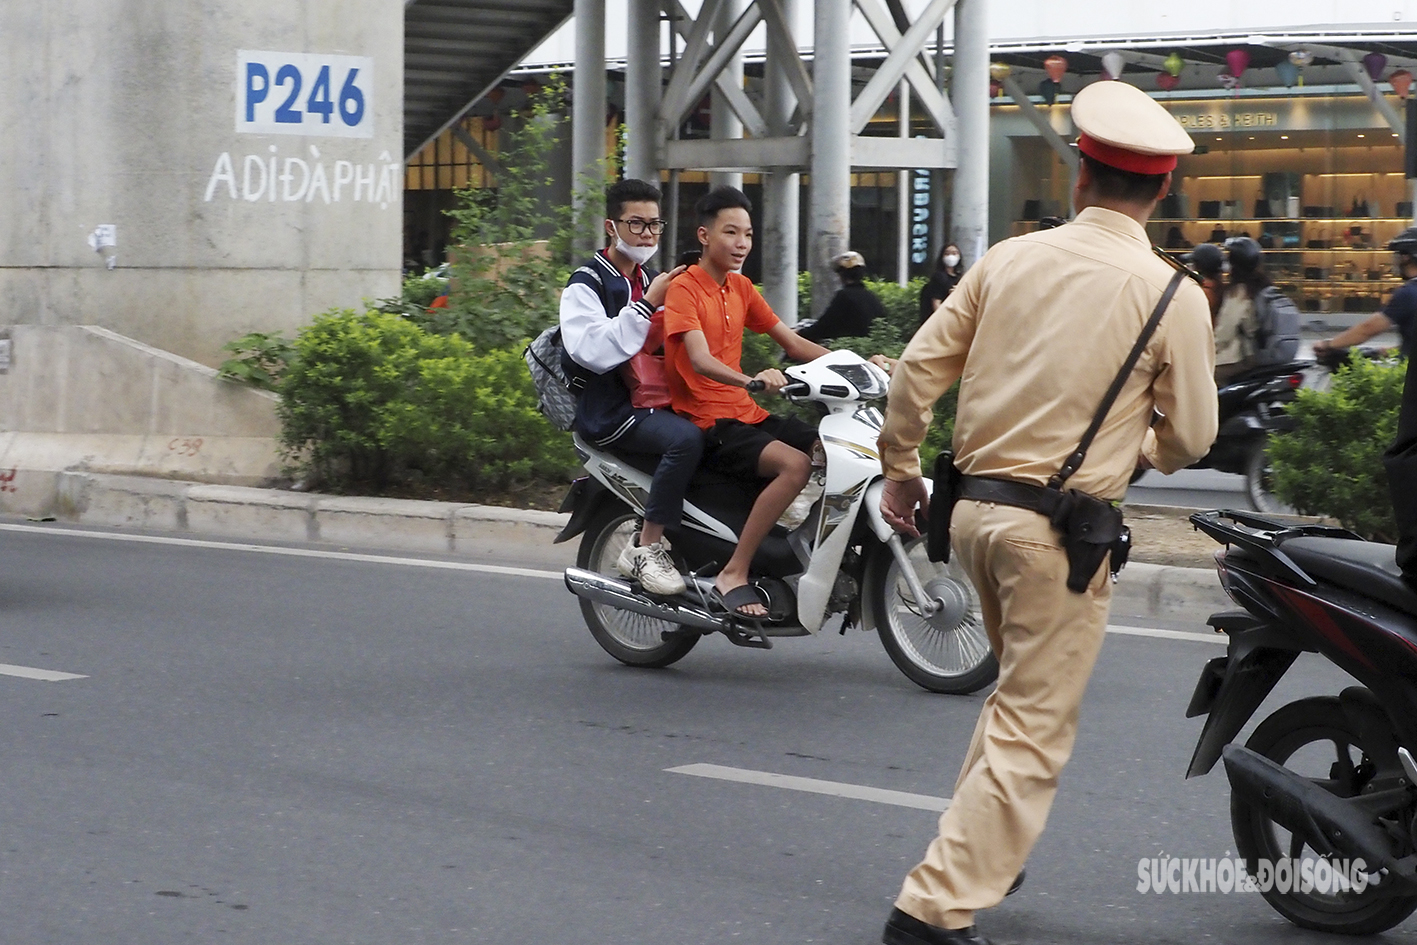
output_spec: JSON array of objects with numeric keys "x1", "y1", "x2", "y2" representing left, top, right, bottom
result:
[{"x1": 556, "y1": 350, "x2": 997, "y2": 694}]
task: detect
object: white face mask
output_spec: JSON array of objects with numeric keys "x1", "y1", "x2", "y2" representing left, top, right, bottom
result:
[
  {"x1": 615, "y1": 237, "x2": 658, "y2": 267},
  {"x1": 942, "y1": 254, "x2": 961, "y2": 268}
]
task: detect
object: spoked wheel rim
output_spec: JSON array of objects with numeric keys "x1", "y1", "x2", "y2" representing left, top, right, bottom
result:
[
  {"x1": 885, "y1": 539, "x2": 991, "y2": 678},
  {"x1": 587, "y1": 514, "x2": 678, "y2": 653}
]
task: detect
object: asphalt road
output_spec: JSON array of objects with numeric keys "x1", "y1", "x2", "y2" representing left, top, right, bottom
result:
[{"x1": 0, "y1": 521, "x2": 1402, "y2": 945}]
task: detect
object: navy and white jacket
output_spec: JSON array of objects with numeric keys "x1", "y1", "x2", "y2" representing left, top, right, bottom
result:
[{"x1": 559, "y1": 250, "x2": 658, "y2": 446}]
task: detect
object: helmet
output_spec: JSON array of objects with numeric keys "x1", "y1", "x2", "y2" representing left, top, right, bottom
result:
[
  {"x1": 1224, "y1": 236, "x2": 1262, "y2": 274},
  {"x1": 833, "y1": 250, "x2": 867, "y2": 271},
  {"x1": 1184, "y1": 242, "x2": 1224, "y2": 278},
  {"x1": 1388, "y1": 226, "x2": 1417, "y2": 257}
]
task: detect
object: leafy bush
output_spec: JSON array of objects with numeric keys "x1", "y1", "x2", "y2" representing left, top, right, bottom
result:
[
  {"x1": 277, "y1": 308, "x2": 575, "y2": 490},
  {"x1": 218, "y1": 331, "x2": 296, "y2": 391},
  {"x1": 433, "y1": 77, "x2": 578, "y2": 350},
  {"x1": 1269, "y1": 354, "x2": 1406, "y2": 541}
]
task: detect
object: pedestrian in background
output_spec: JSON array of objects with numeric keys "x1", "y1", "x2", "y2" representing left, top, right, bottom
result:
[
  {"x1": 875, "y1": 80, "x2": 1217, "y2": 945},
  {"x1": 919, "y1": 243, "x2": 963, "y2": 326}
]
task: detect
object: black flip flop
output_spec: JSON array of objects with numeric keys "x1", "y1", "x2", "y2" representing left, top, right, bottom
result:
[{"x1": 713, "y1": 583, "x2": 768, "y2": 619}]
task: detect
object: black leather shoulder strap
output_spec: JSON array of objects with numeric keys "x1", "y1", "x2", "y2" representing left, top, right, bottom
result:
[{"x1": 1050, "y1": 268, "x2": 1188, "y2": 490}]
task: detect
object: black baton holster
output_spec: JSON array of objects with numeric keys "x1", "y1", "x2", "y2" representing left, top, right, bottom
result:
[{"x1": 926, "y1": 450, "x2": 962, "y2": 563}]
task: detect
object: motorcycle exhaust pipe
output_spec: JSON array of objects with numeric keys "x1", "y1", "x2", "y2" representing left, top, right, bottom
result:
[
  {"x1": 564, "y1": 568, "x2": 728, "y2": 635},
  {"x1": 1222, "y1": 745, "x2": 1409, "y2": 878}
]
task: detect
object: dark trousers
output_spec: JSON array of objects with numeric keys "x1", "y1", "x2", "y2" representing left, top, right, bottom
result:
[{"x1": 615, "y1": 409, "x2": 705, "y2": 528}]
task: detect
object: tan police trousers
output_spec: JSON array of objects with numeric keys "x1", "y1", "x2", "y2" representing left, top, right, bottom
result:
[{"x1": 895, "y1": 498, "x2": 1114, "y2": 930}]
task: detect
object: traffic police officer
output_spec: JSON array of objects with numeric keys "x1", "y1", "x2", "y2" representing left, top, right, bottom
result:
[{"x1": 876, "y1": 81, "x2": 1220, "y2": 945}]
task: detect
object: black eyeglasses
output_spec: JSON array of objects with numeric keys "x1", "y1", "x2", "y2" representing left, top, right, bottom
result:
[{"x1": 616, "y1": 218, "x2": 666, "y2": 235}]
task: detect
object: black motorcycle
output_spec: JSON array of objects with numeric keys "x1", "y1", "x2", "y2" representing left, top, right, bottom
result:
[
  {"x1": 1194, "y1": 361, "x2": 1310, "y2": 512},
  {"x1": 1185, "y1": 509, "x2": 1417, "y2": 934}
]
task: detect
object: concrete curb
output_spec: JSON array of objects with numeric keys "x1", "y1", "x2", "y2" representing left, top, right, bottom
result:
[
  {"x1": 52, "y1": 471, "x2": 572, "y2": 553},
  {"x1": 37, "y1": 471, "x2": 1232, "y2": 620}
]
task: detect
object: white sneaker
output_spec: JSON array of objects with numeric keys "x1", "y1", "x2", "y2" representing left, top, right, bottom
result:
[{"x1": 616, "y1": 538, "x2": 686, "y2": 595}]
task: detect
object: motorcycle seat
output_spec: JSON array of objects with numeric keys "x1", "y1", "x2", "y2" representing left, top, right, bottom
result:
[{"x1": 1280, "y1": 536, "x2": 1417, "y2": 617}]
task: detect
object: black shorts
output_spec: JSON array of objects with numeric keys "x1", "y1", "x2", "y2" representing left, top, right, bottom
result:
[{"x1": 704, "y1": 414, "x2": 818, "y2": 481}]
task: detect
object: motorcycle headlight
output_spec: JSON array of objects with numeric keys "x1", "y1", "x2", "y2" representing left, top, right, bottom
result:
[{"x1": 828, "y1": 363, "x2": 888, "y2": 399}]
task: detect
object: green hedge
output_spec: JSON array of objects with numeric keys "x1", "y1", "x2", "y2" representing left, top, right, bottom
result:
[
  {"x1": 278, "y1": 308, "x2": 575, "y2": 490},
  {"x1": 1270, "y1": 354, "x2": 1406, "y2": 541}
]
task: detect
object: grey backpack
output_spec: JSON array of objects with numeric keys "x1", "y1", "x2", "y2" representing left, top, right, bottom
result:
[{"x1": 523, "y1": 326, "x2": 579, "y2": 432}]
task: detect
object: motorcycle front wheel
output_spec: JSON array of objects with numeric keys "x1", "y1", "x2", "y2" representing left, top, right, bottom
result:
[
  {"x1": 1231, "y1": 696, "x2": 1417, "y2": 935},
  {"x1": 577, "y1": 506, "x2": 699, "y2": 669},
  {"x1": 874, "y1": 536, "x2": 997, "y2": 694}
]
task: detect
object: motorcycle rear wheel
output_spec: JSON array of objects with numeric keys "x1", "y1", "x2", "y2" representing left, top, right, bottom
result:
[
  {"x1": 874, "y1": 536, "x2": 998, "y2": 694},
  {"x1": 1243, "y1": 438, "x2": 1287, "y2": 514},
  {"x1": 577, "y1": 507, "x2": 699, "y2": 668},
  {"x1": 1231, "y1": 696, "x2": 1417, "y2": 935}
]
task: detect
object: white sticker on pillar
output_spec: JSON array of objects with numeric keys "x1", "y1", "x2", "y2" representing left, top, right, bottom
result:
[{"x1": 236, "y1": 51, "x2": 374, "y2": 138}]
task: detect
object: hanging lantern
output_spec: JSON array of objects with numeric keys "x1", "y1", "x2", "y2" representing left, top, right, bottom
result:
[
  {"x1": 1363, "y1": 52, "x2": 1388, "y2": 83},
  {"x1": 1101, "y1": 51, "x2": 1125, "y2": 80},
  {"x1": 1289, "y1": 49, "x2": 1314, "y2": 87},
  {"x1": 1391, "y1": 69, "x2": 1414, "y2": 100},
  {"x1": 1274, "y1": 60, "x2": 1299, "y2": 88},
  {"x1": 1226, "y1": 49, "x2": 1250, "y2": 82},
  {"x1": 1156, "y1": 72, "x2": 1180, "y2": 92},
  {"x1": 1044, "y1": 54, "x2": 1068, "y2": 84},
  {"x1": 989, "y1": 61, "x2": 1012, "y2": 81},
  {"x1": 487, "y1": 87, "x2": 505, "y2": 105},
  {"x1": 989, "y1": 79, "x2": 1003, "y2": 98},
  {"x1": 1037, "y1": 78, "x2": 1058, "y2": 105},
  {"x1": 483, "y1": 110, "x2": 502, "y2": 132},
  {"x1": 1164, "y1": 51, "x2": 1185, "y2": 77}
]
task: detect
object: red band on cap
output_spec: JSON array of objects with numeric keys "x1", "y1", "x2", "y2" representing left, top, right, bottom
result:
[{"x1": 1077, "y1": 133, "x2": 1177, "y2": 175}]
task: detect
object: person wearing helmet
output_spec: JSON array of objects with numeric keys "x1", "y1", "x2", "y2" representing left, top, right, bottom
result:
[
  {"x1": 797, "y1": 250, "x2": 886, "y2": 344},
  {"x1": 1184, "y1": 242, "x2": 1225, "y2": 321},
  {"x1": 1314, "y1": 226, "x2": 1417, "y2": 360},
  {"x1": 1213, "y1": 236, "x2": 1301, "y2": 384}
]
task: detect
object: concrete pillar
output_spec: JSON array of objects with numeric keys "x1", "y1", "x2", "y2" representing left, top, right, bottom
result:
[
  {"x1": 572, "y1": 0, "x2": 609, "y2": 256},
  {"x1": 897, "y1": 82, "x2": 910, "y2": 286},
  {"x1": 951, "y1": 0, "x2": 989, "y2": 267},
  {"x1": 761, "y1": 0, "x2": 799, "y2": 323},
  {"x1": 709, "y1": 0, "x2": 744, "y2": 192},
  {"x1": 0, "y1": 1, "x2": 402, "y2": 368},
  {"x1": 809, "y1": 0, "x2": 851, "y2": 316},
  {"x1": 624, "y1": 0, "x2": 663, "y2": 184}
]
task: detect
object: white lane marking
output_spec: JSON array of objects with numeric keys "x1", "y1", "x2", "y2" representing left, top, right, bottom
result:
[
  {"x1": 0, "y1": 523, "x2": 562, "y2": 581},
  {"x1": 666, "y1": 763, "x2": 950, "y2": 812},
  {"x1": 0, "y1": 663, "x2": 86, "y2": 682},
  {"x1": 1108, "y1": 624, "x2": 1226, "y2": 644}
]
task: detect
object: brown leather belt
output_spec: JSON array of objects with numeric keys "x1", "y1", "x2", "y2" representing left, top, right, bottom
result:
[{"x1": 957, "y1": 476, "x2": 1062, "y2": 516}]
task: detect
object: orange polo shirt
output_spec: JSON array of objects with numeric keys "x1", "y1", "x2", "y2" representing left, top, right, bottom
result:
[{"x1": 664, "y1": 265, "x2": 781, "y2": 429}]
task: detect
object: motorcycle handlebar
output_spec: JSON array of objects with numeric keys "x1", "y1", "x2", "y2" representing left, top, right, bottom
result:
[{"x1": 745, "y1": 380, "x2": 811, "y2": 397}]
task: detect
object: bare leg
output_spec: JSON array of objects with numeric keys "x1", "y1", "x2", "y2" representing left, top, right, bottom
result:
[
  {"x1": 639, "y1": 521, "x2": 666, "y2": 546},
  {"x1": 714, "y1": 441, "x2": 812, "y2": 617}
]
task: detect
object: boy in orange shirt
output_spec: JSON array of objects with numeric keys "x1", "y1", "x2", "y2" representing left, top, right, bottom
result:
[{"x1": 663, "y1": 187, "x2": 831, "y2": 618}]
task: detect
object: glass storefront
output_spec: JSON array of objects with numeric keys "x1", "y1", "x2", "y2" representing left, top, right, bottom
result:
[{"x1": 1002, "y1": 91, "x2": 1410, "y2": 318}]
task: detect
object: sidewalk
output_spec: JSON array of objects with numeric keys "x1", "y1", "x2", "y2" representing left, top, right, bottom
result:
[{"x1": 27, "y1": 471, "x2": 1232, "y2": 621}]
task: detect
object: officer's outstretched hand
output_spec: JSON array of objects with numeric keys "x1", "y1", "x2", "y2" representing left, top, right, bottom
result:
[{"x1": 881, "y1": 476, "x2": 930, "y2": 538}]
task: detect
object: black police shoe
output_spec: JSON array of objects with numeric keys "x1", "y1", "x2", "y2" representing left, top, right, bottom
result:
[
  {"x1": 1007, "y1": 868, "x2": 1025, "y2": 896},
  {"x1": 881, "y1": 908, "x2": 994, "y2": 945}
]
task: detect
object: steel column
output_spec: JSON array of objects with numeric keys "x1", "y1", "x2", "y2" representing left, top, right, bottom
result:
[
  {"x1": 809, "y1": 0, "x2": 851, "y2": 316},
  {"x1": 897, "y1": 81, "x2": 910, "y2": 285},
  {"x1": 761, "y1": 0, "x2": 800, "y2": 323},
  {"x1": 710, "y1": 0, "x2": 745, "y2": 192},
  {"x1": 572, "y1": 0, "x2": 608, "y2": 256},
  {"x1": 950, "y1": 0, "x2": 988, "y2": 266},
  {"x1": 625, "y1": 0, "x2": 662, "y2": 183}
]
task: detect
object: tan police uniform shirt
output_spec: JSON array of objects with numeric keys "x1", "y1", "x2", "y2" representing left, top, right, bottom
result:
[{"x1": 879, "y1": 206, "x2": 1219, "y2": 501}]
